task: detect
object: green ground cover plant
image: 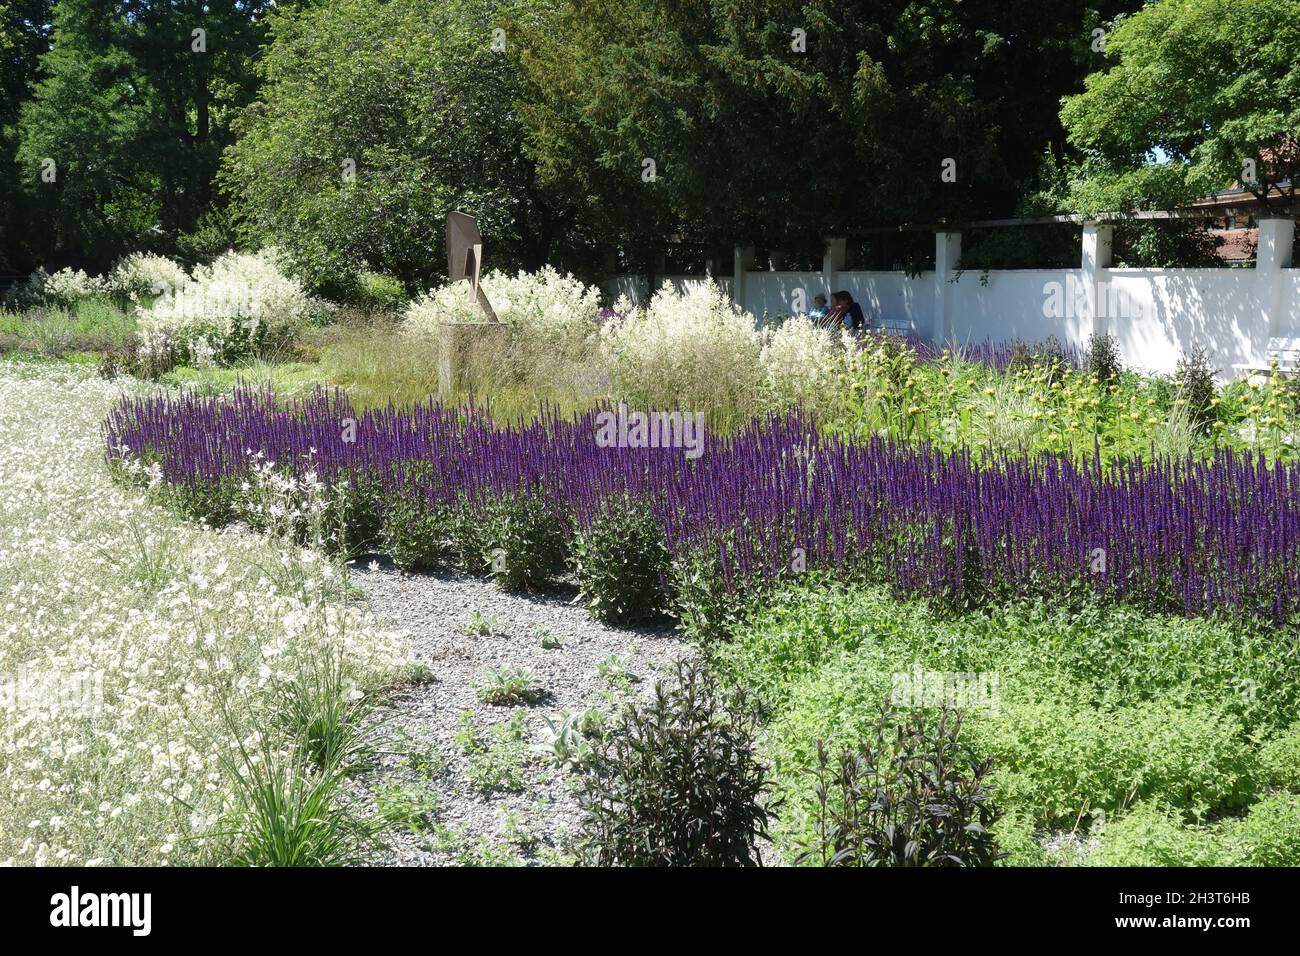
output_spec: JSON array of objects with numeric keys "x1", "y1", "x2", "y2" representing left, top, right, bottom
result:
[{"x1": 707, "y1": 577, "x2": 1300, "y2": 865}]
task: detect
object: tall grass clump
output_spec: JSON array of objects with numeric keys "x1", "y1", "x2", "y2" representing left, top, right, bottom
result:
[
  {"x1": 758, "y1": 315, "x2": 849, "y2": 420},
  {"x1": 315, "y1": 316, "x2": 443, "y2": 409},
  {"x1": 402, "y1": 267, "x2": 605, "y2": 416},
  {"x1": 213, "y1": 733, "x2": 374, "y2": 867}
]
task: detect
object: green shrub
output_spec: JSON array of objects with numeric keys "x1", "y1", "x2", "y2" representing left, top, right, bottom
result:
[
  {"x1": 336, "y1": 476, "x2": 384, "y2": 557},
  {"x1": 992, "y1": 600, "x2": 1297, "y2": 734},
  {"x1": 381, "y1": 494, "x2": 449, "y2": 571},
  {"x1": 721, "y1": 581, "x2": 1299, "y2": 734},
  {"x1": 747, "y1": 595, "x2": 1256, "y2": 847},
  {"x1": 448, "y1": 502, "x2": 493, "y2": 574},
  {"x1": 800, "y1": 704, "x2": 1003, "y2": 867},
  {"x1": 480, "y1": 493, "x2": 569, "y2": 591},
  {"x1": 711, "y1": 579, "x2": 925, "y2": 707},
  {"x1": 669, "y1": 547, "x2": 753, "y2": 644},
  {"x1": 576, "y1": 661, "x2": 774, "y2": 866},
  {"x1": 572, "y1": 498, "x2": 669, "y2": 623},
  {"x1": 964, "y1": 696, "x2": 1253, "y2": 826},
  {"x1": 376, "y1": 782, "x2": 441, "y2": 834},
  {"x1": 1175, "y1": 345, "x2": 1218, "y2": 432},
  {"x1": 355, "y1": 271, "x2": 408, "y2": 312},
  {"x1": 1219, "y1": 793, "x2": 1300, "y2": 866},
  {"x1": 1257, "y1": 722, "x2": 1300, "y2": 793},
  {"x1": 1089, "y1": 801, "x2": 1221, "y2": 867},
  {"x1": 994, "y1": 809, "x2": 1049, "y2": 867},
  {"x1": 720, "y1": 579, "x2": 1280, "y2": 864},
  {"x1": 1085, "y1": 332, "x2": 1122, "y2": 383}
]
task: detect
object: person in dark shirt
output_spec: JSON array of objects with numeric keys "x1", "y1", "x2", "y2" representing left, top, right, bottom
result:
[
  {"x1": 834, "y1": 290, "x2": 866, "y2": 333},
  {"x1": 823, "y1": 293, "x2": 848, "y2": 328}
]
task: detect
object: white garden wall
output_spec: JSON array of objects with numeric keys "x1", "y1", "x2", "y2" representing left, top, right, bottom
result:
[
  {"x1": 948, "y1": 270, "x2": 1092, "y2": 351},
  {"x1": 1104, "y1": 269, "x2": 1266, "y2": 375},
  {"x1": 604, "y1": 218, "x2": 1298, "y2": 379},
  {"x1": 1286, "y1": 270, "x2": 1300, "y2": 331}
]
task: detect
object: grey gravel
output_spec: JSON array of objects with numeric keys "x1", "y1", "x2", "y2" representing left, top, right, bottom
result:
[{"x1": 351, "y1": 559, "x2": 693, "y2": 866}]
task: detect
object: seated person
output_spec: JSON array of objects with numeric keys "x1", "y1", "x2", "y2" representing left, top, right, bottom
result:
[
  {"x1": 822, "y1": 294, "x2": 848, "y2": 328},
  {"x1": 807, "y1": 293, "x2": 829, "y2": 319},
  {"x1": 836, "y1": 290, "x2": 866, "y2": 333}
]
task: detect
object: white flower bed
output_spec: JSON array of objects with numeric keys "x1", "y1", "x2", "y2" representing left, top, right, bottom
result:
[{"x1": 0, "y1": 363, "x2": 406, "y2": 865}]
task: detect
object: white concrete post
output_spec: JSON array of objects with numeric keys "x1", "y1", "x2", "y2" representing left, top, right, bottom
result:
[
  {"x1": 768, "y1": 250, "x2": 785, "y2": 272},
  {"x1": 734, "y1": 244, "x2": 756, "y2": 313},
  {"x1": 1258, "y1": 217, "x2": 1296, "y2": 337},
  {"x1": 823, "y1": 237, "x2": 846, "y2": 298},
  {"x1": 1081, "y1": 222, "x2": 1114, "y2": 337},
  {"x1": 933, "y1": 231, "x2": 961, "y2": 342}
]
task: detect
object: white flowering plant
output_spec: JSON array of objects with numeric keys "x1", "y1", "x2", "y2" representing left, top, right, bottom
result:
[
  {"x1": 138, "y1": 250, "x2": 317, "y2": 367},
  {"x1": 108, "y1": 252, "x2": 191, "y2": 302},
  {"x1": 403, "y1": 266, "x2": 601, "y2": 355},
  {"x1": 759, "y1": 315, "x2": 855, "y2": 419},
  {"x1": 4, "y1": 267, "x2": 109, "y2": 309},
  {"x1": 599, "y1": 279, "x2": 765, "y2": 428}
]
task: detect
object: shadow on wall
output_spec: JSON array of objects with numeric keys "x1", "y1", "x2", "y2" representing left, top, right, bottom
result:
[{"x1": 1107, "y1": 268, "x2": 1268, "y2": 379}]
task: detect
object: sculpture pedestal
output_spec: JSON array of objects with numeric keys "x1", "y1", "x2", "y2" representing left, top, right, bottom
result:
[{"x1": 438, "y1": 321, "x2": 511, "y2": 401}]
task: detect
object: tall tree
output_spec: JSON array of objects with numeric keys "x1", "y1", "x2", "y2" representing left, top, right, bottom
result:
[
  {"x1": 222, "y1": 0, "x2": 588, "y2": 294},
  {"x1": 1061, "y1": 0, "x2": 1300, "y2": 216},
  {"x1": 0, "y1": 0, "x2": 51, "y2": 273},
  {"x1": 511, "y1": 0, "x2": 1140, "y2": 253},
  {"x1": 16, "y1": 0, "x2": 270, "y2": 266}
]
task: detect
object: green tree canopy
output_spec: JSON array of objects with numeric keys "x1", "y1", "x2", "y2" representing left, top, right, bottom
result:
[
  {"x1": 16, "y1": 0, "x2": 270, "y2": 266},
  {"x1": 512, "y1": 0, "x2": 1139, "y2": 253},
  {"x1": 222, "y1": 0, "x2": 588, "y2": 294},
  {"x1": 1061, "y1": 0, "x2": 1300, "y2": 216},
  {"x1": 0, "y1": 0, "x2": 50, "y2": 272}
]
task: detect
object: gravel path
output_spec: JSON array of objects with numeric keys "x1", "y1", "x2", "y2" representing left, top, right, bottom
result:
[{"x1": 352, "y1": 560, "x2": 693, "y2": 866}]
